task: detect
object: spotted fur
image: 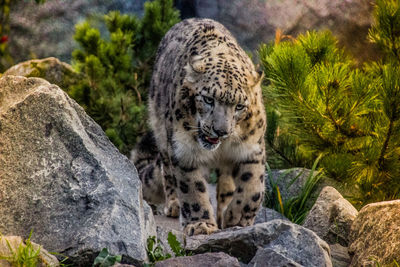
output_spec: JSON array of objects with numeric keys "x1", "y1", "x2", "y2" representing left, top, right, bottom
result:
[{"x1": 133, "y1": 18, "x2": 266, "y2": 235}]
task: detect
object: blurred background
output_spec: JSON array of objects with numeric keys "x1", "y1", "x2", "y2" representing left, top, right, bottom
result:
[{"x1": 7, "y1": 0, "x2": 378, "y2": 66}]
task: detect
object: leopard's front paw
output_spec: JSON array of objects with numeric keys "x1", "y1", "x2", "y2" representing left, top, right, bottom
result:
[
  {"x1": 164, "y1": 198, "x2": 180, "y2": 218},
  {"x1": 184, "y1": 221, "x2": 218, "y2": 236}
]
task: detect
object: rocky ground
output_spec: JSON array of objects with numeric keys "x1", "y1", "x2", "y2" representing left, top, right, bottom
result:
[{"x1": 0, "y1": 60, "x2": 399, "y2": 266}]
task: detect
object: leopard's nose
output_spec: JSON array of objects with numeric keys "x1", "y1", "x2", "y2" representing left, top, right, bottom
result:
[{"x1": 213, "y1": 127, "x2": 228, "y2": 138}]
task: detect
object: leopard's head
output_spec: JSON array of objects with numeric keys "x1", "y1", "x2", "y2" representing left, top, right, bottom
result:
[{"x1": 184, "y1": 53, "x2": 263, "y2": 150}]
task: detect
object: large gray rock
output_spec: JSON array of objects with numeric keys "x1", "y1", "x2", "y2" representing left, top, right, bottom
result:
[
  {"x1": 349, "y1": 200, "x2": 400, "y2": 267},
  {"x1": 186, "y1": 220, "x2": 332, "y2": 266},
  {"x1": 154, "y1": 252, "x2": 240, "y2": 267},
  {"x1": 0, "y1": 75, "x2": 156, "y2": 266},
  {"x1": 303, "y1": 186, "x2": 358, "y2": 246}
]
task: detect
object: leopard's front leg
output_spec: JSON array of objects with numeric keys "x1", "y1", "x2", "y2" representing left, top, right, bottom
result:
[
  {"x1": 222, "y1": 150, "x2": 265, "y2": 229},
  {"x1": 174, "y1": 165, "x2": 218, "y2": 236}
]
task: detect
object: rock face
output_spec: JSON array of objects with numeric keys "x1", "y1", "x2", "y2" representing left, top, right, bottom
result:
[
  {"x1": 3, "y1": 57, "x2": 82, "y2": 92},
  {"x1": 303, "y1": 186, "x2": 358, "y2": 246},
  {"x1": 0, "y1": 76, "x2": 156, "y2": 266},
  {"x1": 0, "y1": 236, "x2": 59, "y2": 267},
  {"x1": 186, "y1": 220, "x2": 332, "y2": 266},
  {"x1": 11, "y1": 0, "x2": 376, "y2": 67},
  {"x1": 154, "y1": 252, "x2": 240, "y2": 267},
  {"x1": 184, "y1": 0, "x2": 378, "y2": 63},
  {"x1": 348, "y1": 200, "x2": 400, "y2": 267}
]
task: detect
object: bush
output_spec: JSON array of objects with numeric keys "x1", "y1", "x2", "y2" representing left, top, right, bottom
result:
[
  {"x1": 260, "y1": 0, "x2": 400, "y2": 204},
  {"x1": 70, "y1": 0, "x2": 180, "y2": 155}
]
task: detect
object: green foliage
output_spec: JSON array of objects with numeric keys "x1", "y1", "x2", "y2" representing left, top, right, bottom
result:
[
  {"x1": 0, "y1": 230, "x2": 41, "y2": 267},
  {"x1": 167, "y1": 232, "x2": 191, "y2": 257},
  {"x1": 369, "y1": 256, "x2": 399, "y2": 267},
  {"x1": 145, "y1": 232, "x2": 191, "y2": 266},
  {"x1": 71, "y1": 0, "x2": 180, "y2": 155},
  {"x1": 369, "y1": 0, "x2": 400, "y2": 61},
  {"x1": 264, "y1": 156, "x2": 323, "y2": 224},
  {"x1": 92, "y1": 248, "x2": 121, "y2": 267},
  {"x1": 146, "y1": 236, "x2": 171, "y2": 264},
  {"x1": 259, "y1": 0, "x2": 400, "y2": 204}
]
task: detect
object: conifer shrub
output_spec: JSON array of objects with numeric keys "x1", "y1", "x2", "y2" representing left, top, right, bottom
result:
[
  {"x1": 260, "y1": 0, "x2": 400, "y2": 204},
  {"x1": 70, "y1": 0, "x2": 180, "y2": 155}
]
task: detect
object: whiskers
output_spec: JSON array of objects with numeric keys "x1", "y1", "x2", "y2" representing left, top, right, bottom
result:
[{"x1": 183, "y1": 123, "x2": 201, "y2": 133}]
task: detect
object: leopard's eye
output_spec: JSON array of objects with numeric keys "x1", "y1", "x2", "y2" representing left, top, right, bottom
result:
[
  {"x1": 203, "y1": 96, "x2": 214, "y2": 105},
  {"x1": 235, "y1": 104, "x2": 245, "y2": 111}
]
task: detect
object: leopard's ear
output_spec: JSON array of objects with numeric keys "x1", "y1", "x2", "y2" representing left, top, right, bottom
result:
[
  {"x1": 256, "y1": 69, "x2": 265, "y2": 84},
  {"x1": 189, "y1": 55, "x2": 206, "y2": 73},
  {"x1": 250, "y1": 69, "x2": 264, "y2": 87},
  {"x1": 184, "y1": 55, "x2": 206, "y2": 83}
]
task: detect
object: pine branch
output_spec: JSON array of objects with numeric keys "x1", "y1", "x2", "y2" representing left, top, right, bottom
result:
[
  {"x1": 389, "y1": 15, "x2": 400, "y2": 60},
  {"x1": 378, "y1": 118, "x2": 394, "y2": 168},
  {"x1": 267, "y1": 139, "x2": 294, "y2": 166}
]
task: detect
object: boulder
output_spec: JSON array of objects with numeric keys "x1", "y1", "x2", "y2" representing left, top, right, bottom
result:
[
  {"x1": 0, "y1": 236, "x2": 59, "y2": 267},
  {"x1": 154, "y1": 252, "x2": 240, "y2": 267},
  {"x1": 0, "y1": 75, "x2": 156, "y2": 266},
  {"x1": 254, "y1": 206, "x2": 289, "y2": 224},
  {"x1": 303, "y1": 186, "x2": 358, "y2": 246},
  {"x1": 3, "y1": 57, "x2": 82, "y2": 92},
  {"x1": 186, "y1": 220, "x2": 332, "y2": 266},
  {"x1": 348, "y1": 200, "x2": 400, "y2": 267}
]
